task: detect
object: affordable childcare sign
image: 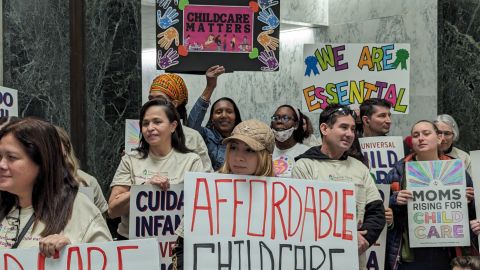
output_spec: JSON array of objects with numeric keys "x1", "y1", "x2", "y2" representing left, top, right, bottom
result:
[
  {"x1": 183, "y1": 172, "x2": 358, "y2": 270},
  {"x1": 302, "y1": 44, "x2": 410, "y2": 113},
  {"x1": 406, "y1": 160, "x2": 470, "y2": 247}
]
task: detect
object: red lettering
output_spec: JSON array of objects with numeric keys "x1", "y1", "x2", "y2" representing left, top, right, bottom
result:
[
  {"x1": 215, "y1": 179, "x2": 232, "y2": 234},
  {"x1": 67, "y1": 247, "x2": 83, "y2": 270},
  {"x1": 288, "y1": 185, "x2": 303, "y2": 237},
  {"x1": 169, "y1": 241, "x2": 176, "y2": 257},
  {"x1": 232, "y1": 179, "x2": 246, "y2": 237},
  {"x1": 333, "y1": 191, "x2": 341, "y2": 238},
  {"x1": 342, "y1": 189, "x2": 354, "y2": 240},
  {"x1": 247, "y1": 180, "x2": 268, "y2": 237},
  {"x1": 4, "y1": 253, "x2": 24, "y2": 270},
  {"x1": 159, "y1": 242, "x2": 169, "y2": 258},
  {"x1": 37, "y1": 252, "x2": 59, "y2": 270},
  {"x1": 191, "y1": 178, "x2": 214, "y2": 235},
  {"x1": 270, "y1": 181, "x2": 287, "y2": 240},
  {"x1": 117, "y1": 245, "x2": 139, "y2": 270},
  {"x1": 318, "y1": 189, "x2": 333, "y2": 238},
  {"x1": 87, "y1": 247, "x2": 107, "y2": 270},
  {"x1": 300, "y1": 186, "x2": 318, "y2": 241}
]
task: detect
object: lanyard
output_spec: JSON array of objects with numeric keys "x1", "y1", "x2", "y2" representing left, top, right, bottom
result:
[{"x1": 11, "y1": 212, "x2": 35, "y2": 249}]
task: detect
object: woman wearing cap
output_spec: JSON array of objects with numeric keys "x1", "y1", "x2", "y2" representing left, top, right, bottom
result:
[
  {"x1": 270, "y1": 105, "x2": 309, "y2": 177},
  {"x1": 434, "y1": 114, "x2": 472, "y2": 175},
  {"x1": 108, "y1": 98, "x2": 204, "y2": 240},
  {"x1": 149, "y1": 73, "x2": 213, "y2": 172},
  {"x1": 187, "y1": 65, "x2": 243, "y2": 171},
  {"x1": 385, "y1": 120, "x2": 476, "y2": 270},
  {"x1": 172, "y1": 119, "x2": 275, "y2": 270},
  {"x1": 0, "y1": 118, "x2": 111, "y2": 254}
]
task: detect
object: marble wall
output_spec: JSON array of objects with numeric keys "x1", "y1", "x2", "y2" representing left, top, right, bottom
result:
[
  {"x1": 142, "y1": 0, "x2": 438, "y2": 138},
  {"x1": 438, "y1": 0, "x2": 480, "y2": 151},
  {"x1": 85, "y1": 0, "x2": 142, "y2": 189},
  {"x1": 3, "y1": 0, "x2": 70, "y2": 127}
]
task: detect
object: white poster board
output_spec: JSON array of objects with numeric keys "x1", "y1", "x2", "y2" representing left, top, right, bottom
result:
[
  {"x1": 365, "y1": 184, "x2": 390, "y2": 270},
  {"x1": 406, "y1": 160, "x2": 470, "y2": 247},
  {"x1": 125, "y1": 119, "x2": 140, "y2": 154},
  {"x1": 183, "y1": 172, "x2": 358, "y2": 270},
  {"x1": 469, "y1": 150, "x2": 480, "y2": 244},
  {"x1": 359, "y1": 136, "x2": 405, "y2": 184},
  {"x1": 129, "y1": 184, "x2": 183, "y2": 269},
  {"x1": 0, "y1": 86, "x2": 18, "y2": 117},
  {"x1": 302, "y1": 44, "x2": 410, "y2": 113},
  {"x1": 0, "y1": 239, "x2": 159, "y2": 269}
]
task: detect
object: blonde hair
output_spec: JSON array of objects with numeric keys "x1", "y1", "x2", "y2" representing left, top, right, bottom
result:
[
  {"x1": 218, "y1": 143, "x2": 274, "y2": 177},
  {"x1": 55, "y1": 126, "x2": 87, "y2": 186}
]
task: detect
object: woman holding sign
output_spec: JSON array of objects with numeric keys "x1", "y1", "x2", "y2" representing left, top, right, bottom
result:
[
  {"x1": 385, "y1": 120, "x2": 476, "y2": 270},
  {"x1": 0, "y1": 118, "x2": 111, "y2": 254},
  {"x1": 172, "y1": 119, "x2": 275, "y2": 270},
  {"x1": 108, "y1": 98, "x2": 203, "y2": 240}
]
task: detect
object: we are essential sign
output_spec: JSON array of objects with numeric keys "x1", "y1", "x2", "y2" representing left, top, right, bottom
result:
[
  {"x1": 302, "y1": 44, "x2": 410, "y2": 113},
  {"x1": 0, "y1": 239, "x2": 159, "y2": 269},
  {"x1": 183, "y1": 172, "x2": 358, "y2": 270},
  {"x1": 129, "y1": 185, "x2": 183, "y2": 269},
  {"x1": 407, "y1": 160, "x2": 470, "y2": 247}
]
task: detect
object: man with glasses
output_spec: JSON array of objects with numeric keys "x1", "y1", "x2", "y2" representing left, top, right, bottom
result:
[
  {"x1": 270, "y1": 105, "x2": 309, "y2": 177},
  {"x1": 292, "y1": 104, "x2": 385, "y2": 270}
]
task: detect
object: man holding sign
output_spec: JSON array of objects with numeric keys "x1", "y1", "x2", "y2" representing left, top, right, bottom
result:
[{"x1": 292, "y1": 104, "x2": 386, "y2": 270}]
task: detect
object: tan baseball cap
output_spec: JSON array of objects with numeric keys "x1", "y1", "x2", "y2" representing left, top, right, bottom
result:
[{"x1": 223, "y1": 119, "x2": 275, "y2": 154}]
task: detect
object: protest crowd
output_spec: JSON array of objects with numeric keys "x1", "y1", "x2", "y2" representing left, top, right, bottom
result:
[{"x1": 0, "y1": 67, "x2": 479, "y2": 270}]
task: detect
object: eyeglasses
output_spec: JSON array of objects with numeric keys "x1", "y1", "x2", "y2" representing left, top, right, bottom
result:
[
  {"x1": 437, "y1": 130, "x2": 454, "y2": 137},
  {"x1": 271, "y1": 115, "x2": 295, "y2": 123},
  {"x1": 320, "y1": 106, "x2": 357, "y2": 123}
]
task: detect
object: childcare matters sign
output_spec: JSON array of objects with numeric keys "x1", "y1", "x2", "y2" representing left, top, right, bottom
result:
[
  {"x1": 129, "y1": 185, "x2": 183, "y2": 269},
  {"x1": 359, "y1": 136, "x2": 405, "y2": 184},
  {"x1": 0, "y1": 239, "x2": 160, "y2": 269},
  {"x1": 406, "y1": 160, "x2": 470, "y2": 247},
  {"x1": 302, "y1": 44, "x2": 410, "y2": 113},
  {"x1": 156, "y1": 0, "x2": 280, "y2": 72},
  {"x1": 0, "y1": 86, "x2": 18, "y2": 117},
  {"x1": 183, "y1": 172, "x2": 358, "y2": 270}
]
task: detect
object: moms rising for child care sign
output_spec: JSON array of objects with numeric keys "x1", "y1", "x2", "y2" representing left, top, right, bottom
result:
[
  {"x1": 183, "y1": 172, "x2": 358, "y2": 270},
  {"x1": 406, "y1": 160, "x2": 470, "y2": 248},
  {"x1": 302, "y1": 44, "x2": 410, "y2": 113}
]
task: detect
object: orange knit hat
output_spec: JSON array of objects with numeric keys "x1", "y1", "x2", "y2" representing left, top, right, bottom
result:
[{"x1": 150, "y1": 73, "x2": 188, "y2": 105}]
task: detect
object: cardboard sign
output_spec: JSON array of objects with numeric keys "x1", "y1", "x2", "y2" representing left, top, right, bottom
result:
[
  {"x1": 469, "y1": 150, "x2": 480, "y2": 244},
  {"x1": 359, "y1": 136, "x2": 405, "y2": 184},
  {"x1": 125, "y1": 119, "x2": 140, "y2": 154},
  {"x1": 302, "y1": 44, "x2": 410, "y2": 113},
  {"x1": 365, "y1": 184, "x2": 390, "y2": 270},
  {"x1": 156, "y1": 0, "x2": 280, "y2": 72},
  {"x1": 0, "y1": 239, "x2": 160, "y2": 269},
  {"x1": 0, "y1": 86, "x2": 18, "y2": 117},
  {"x1": 129, "y1": 185, "x2": 183, "y2": 269},
  {"x1": 183, "y1": 172, "x2": 358, "y2": 269},
  {"x1": 406, "y1": 160, "x2": 470, "y2": 247}
]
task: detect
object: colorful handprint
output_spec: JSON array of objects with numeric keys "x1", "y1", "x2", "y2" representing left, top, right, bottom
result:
[
  {"x1": 157, "y1": 0, "x2": 179, "y2": 9},
  {"x1": 157, "y1": 48, "x2": 179, "y2": 69},
  {"x1": 258, "y1": 50, "x2": 279, "y2": 71},
  {"x1": 257, "y1": 29, "x2": 279, "y2": 52},
  {"x1": 258, "y1": 8, "x2": 279, "y2": 31},
  {"x1": 258, "y1": 0, "x2": 279, "y2": 10},
  {"x1": 157, "y1": 7, "x2": 179, "y2": 29},
  {"x1": 157, "y1": 27, "x2": 180, "y2": 49}
]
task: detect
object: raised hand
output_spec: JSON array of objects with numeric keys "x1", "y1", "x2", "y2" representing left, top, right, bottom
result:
[
  {"x1": 257, "y1": 29, "x2": 279, "y2": 52},
  {"x1": 157, "y1": 48, "x2": 179, "y2": 69},
  {"x1": 205, "y1": 65, "x2": 225, "y2": 89},
  {"x1": 258, "y1": 50, "x2": 279, "y2": 71},
  {"x1": 258, "y1": 0, "x2": 279, "y2": 10},
  {"x1": 258, "y1": 8, "x2": 279, "y2": 31},
  {"x1": 157, "y1": 27, "x2": 180, "y2": 49},
  {"x1": 157, "y1": 7, "x2": 179, "y2": 29}
]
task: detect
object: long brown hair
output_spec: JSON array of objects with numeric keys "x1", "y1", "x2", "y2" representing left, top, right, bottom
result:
[{"x1": 0, "y1": 118, "x2": 79, "y2": 236}]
